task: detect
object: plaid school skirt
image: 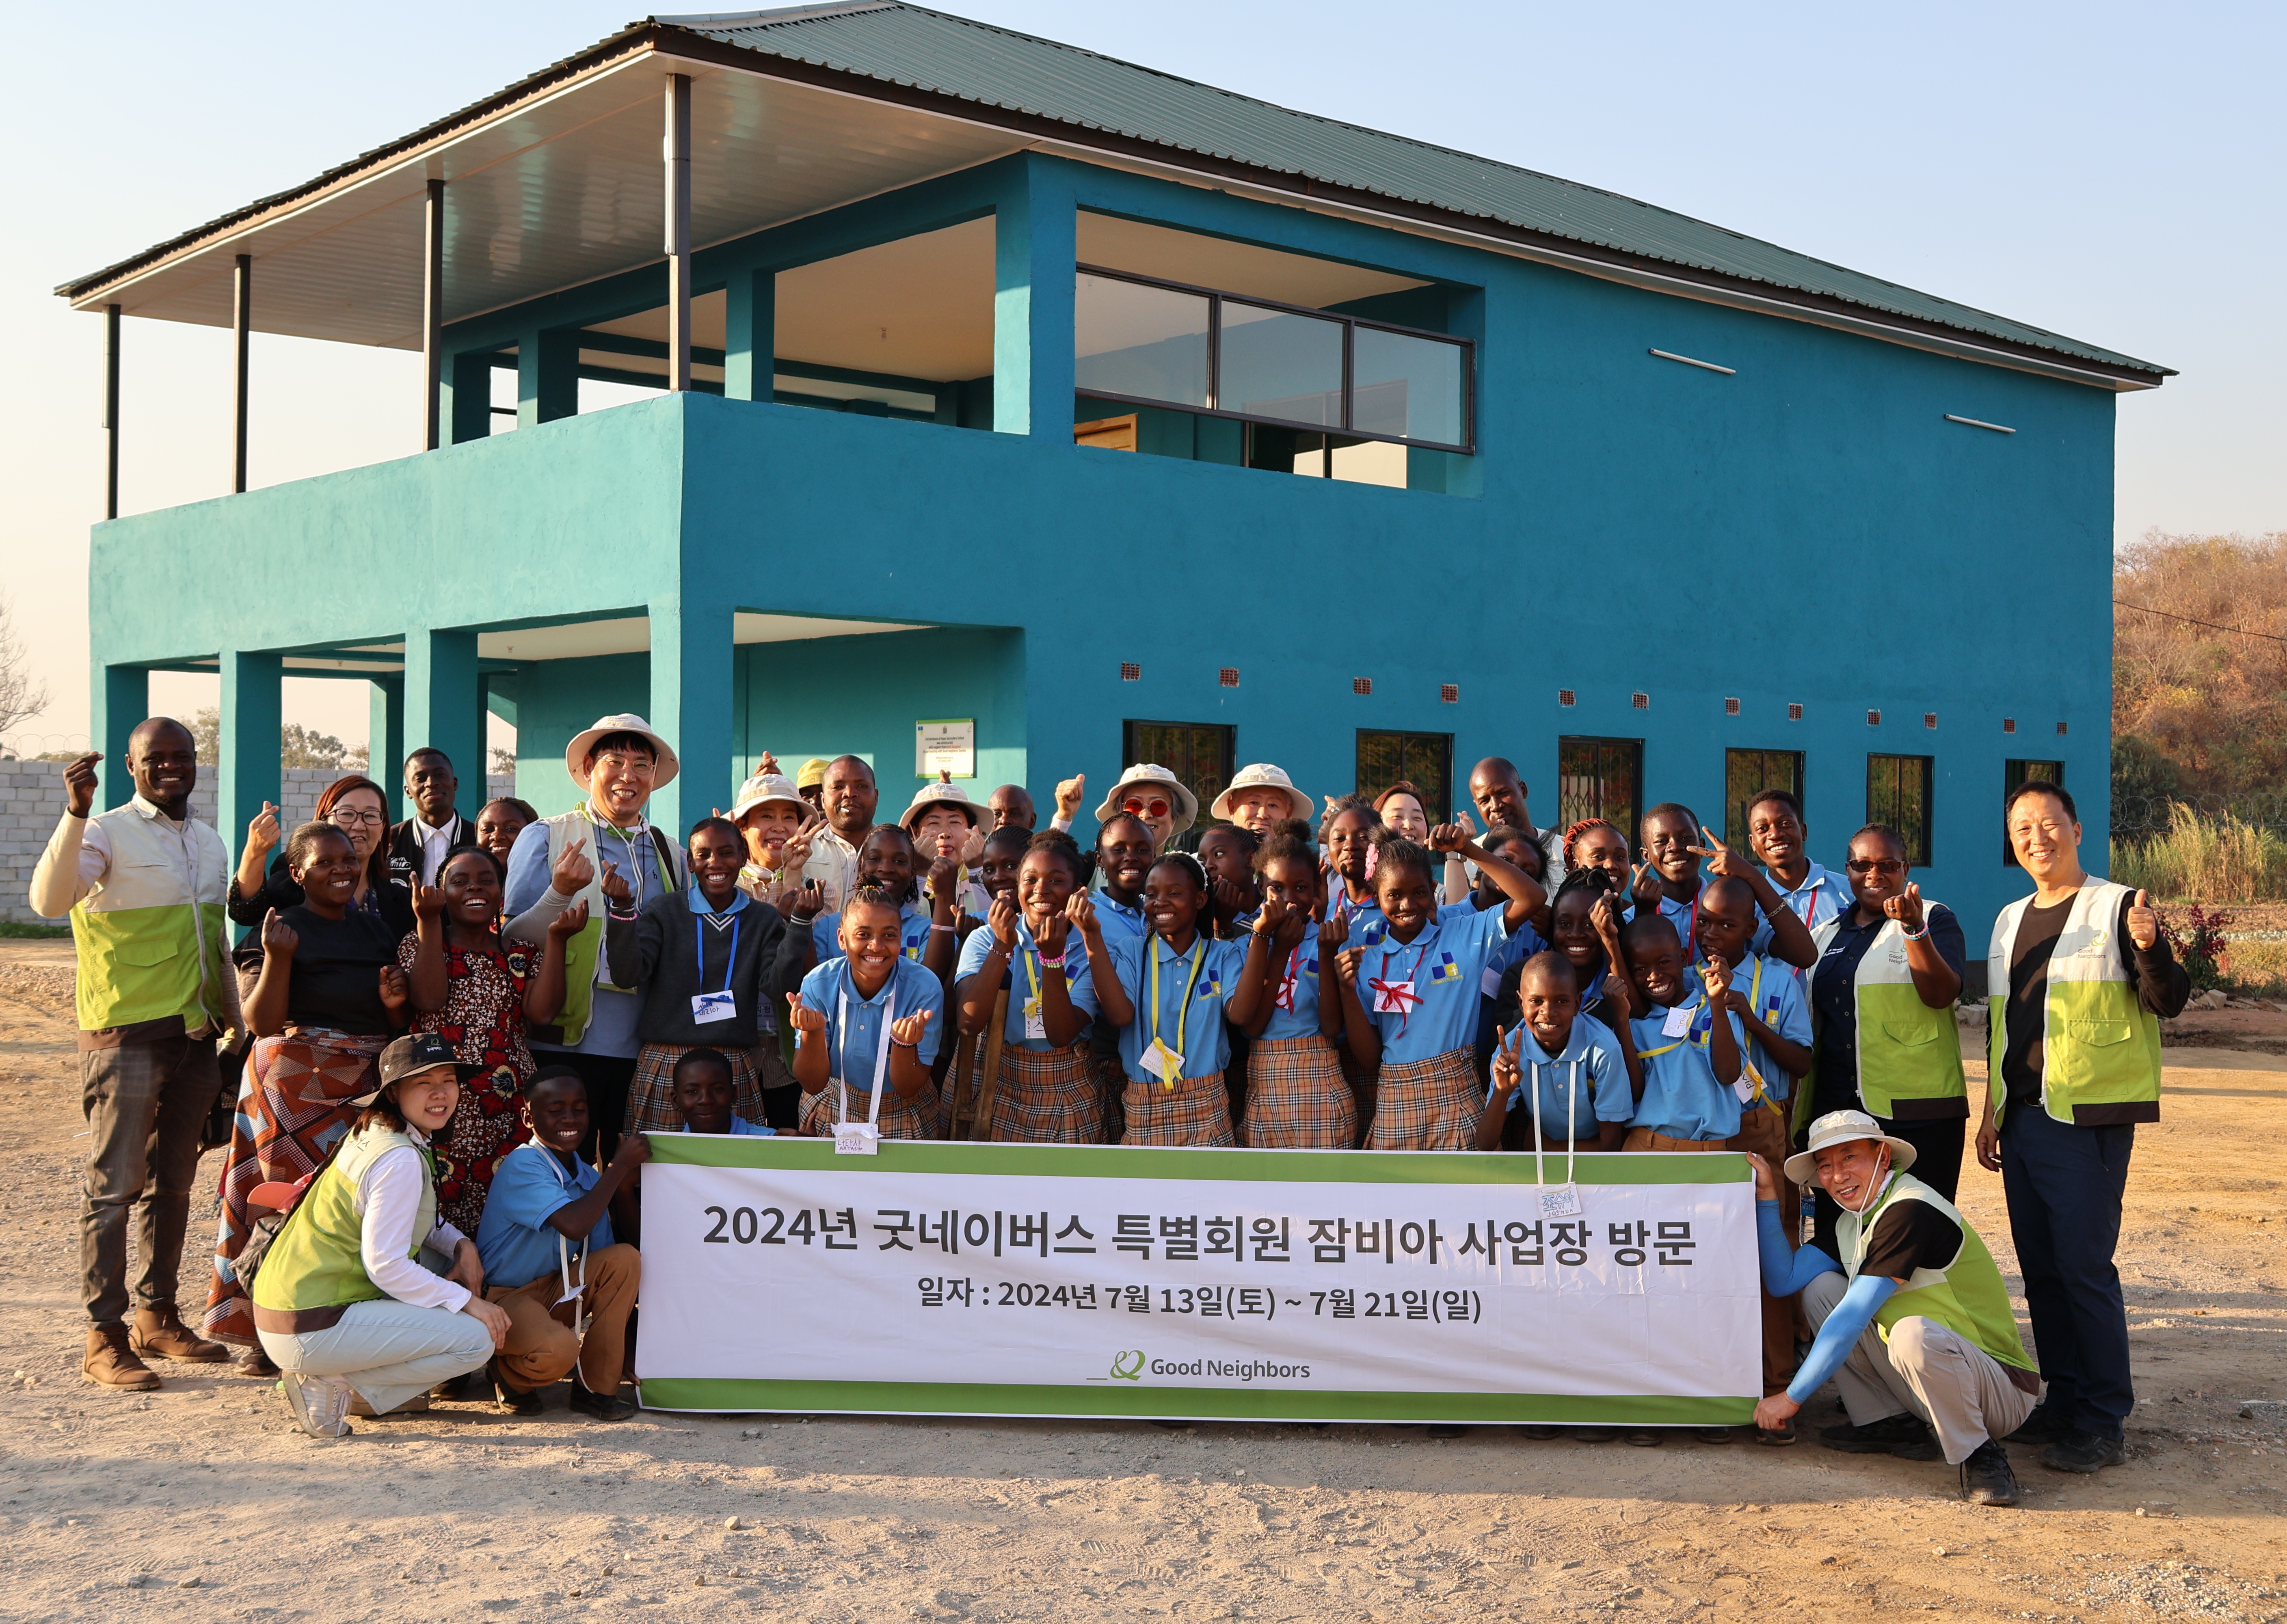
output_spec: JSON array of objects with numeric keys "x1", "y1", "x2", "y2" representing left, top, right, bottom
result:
[
  {"x1": 1367, "y1": 1047, "x2": 1485, "y2": 1151},
  {"x1": 799, "y1": 1081, "x2": 939, "y2": 1141},
  {"x1": 626, "y1": 1041, "x2": 766, "y2": 1135},
  {"x1": 982, "y1": 1044, "x2": 1105, "y2": 1145},
  {"x1": 1338, "y1": 1046, "x2": 1377, "y2": 1149},
  {"x1": 1241, "y1": 1036, "x2": 1357, "y2": 1150},
  {"x1": 1120, "y1": 1071, "x2": 1234, "y2": 1147}
]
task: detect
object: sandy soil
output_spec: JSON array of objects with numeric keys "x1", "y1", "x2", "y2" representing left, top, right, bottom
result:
[{"x1": 0, "y1": 943, "x2": 2282, "y2": 1624}]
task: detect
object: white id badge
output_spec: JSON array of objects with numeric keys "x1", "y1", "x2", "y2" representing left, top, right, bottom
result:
[
  {"x1": 554, "y1": 1285, "x2": 585, "y2": 1307},
  {"x1": 1023, "y1": 996, "x2": 1047, "y2": 1041},
  {"x1": 833, "y1": 1122, "x2": 880, "y2": 1155},
  {"x1": 1733, "y1": 1075, "x2": 1756, "y2": 1104},
  {"x1": 690, "y1": 990, "x2": 737, "y2": 1024},
  {"x1": 1142, "y1": 1037, "x2": 1185, "y2": 1086},
  {"x1": 1479, "y1": 965, "x2": 1503, "y2": 999},
  {"x1": 1373, "y1": 983, "x2": 1409, "y2": 1015},
  {"x1": 1538, "y1": 1185, "x2": 1583, "y2": 1220},
  {"x1": 1660, "y1": 1004, "x2": 1693, "y2": 1038}
]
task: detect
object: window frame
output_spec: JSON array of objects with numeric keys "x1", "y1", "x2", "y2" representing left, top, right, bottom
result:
[
  {"x1": 1121, "y1": 720, "x2": 1237, "y2": 831},
  {"x1": 2002, "y1": 758, "x2": 2066, "y2": 866},
  {"x1": 1864, "y1": 753, "x2": 1936, "y2": 868},
  {"x1": 1556, "y1": 736, "x2": 1645, "y2": 845},
  {"x1": 1354, "y1": 730, "x2": 1455, "y2": 826},
  {"x1": 1074, "y1": 263, "x2": 1474, "y2": 455},
  {"x1": 1724, "y1": 748, "x2": 1805, "y2": 849}
]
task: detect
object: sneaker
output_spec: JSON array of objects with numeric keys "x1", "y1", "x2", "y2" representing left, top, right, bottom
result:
[
  {"x1": 1623, "y1": 1427, "x2": 1662, "y2": 1447},
  {"x1": 1569, "y1": 1426, "x2": 1614, "y2": 1443},
  {"x1": 1754, "y1": 1416, "x2": 1798, "y2": 1447},
  {"x1": 1518, "y1": 1424, "x2": 1564, "y2": 1441},
  {"x1": 1422, "y1": 1424, "x2": 1470, "y2": 1440},
  {"x1": 1695, "y1": 1426, "x2": 1736, "y2": 1444},
  {"x1": 1819, "y1": 1412, "x2": 1940, "y2": 1460},
  {"x1": 281, "y1": 1373, "x2": 353, "y2": 1440},
  {"x1": 2039, "y1": 1430, "x2": 2126, "y2": 1474},
  {"x1": 1959, "y1": 1439, "x2": 2021, "y2": 1505},
  {"x1": 2005, "y1": 1404, "x2": 2068, "y2": 1446},
  {"x1": 569, "y1": 1381, "x2": 638, "y2": 1422}
]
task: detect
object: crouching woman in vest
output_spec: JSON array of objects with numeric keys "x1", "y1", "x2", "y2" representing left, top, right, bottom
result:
[
  {"x1": 1746, "y1": 1112, "x2": 2039, "y2": 1506},
  {"x1": 251, "y1": 1034, "x2": 510, "y2": 1439},
  {"x1": 1797, "y1": 823, "x2": 1967, "y2": 1260}
]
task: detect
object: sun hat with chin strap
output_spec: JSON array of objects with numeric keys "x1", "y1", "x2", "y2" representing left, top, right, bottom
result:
[{"x1": 1783, "y1": 1108, "x2": 1918, "y2": 1188}]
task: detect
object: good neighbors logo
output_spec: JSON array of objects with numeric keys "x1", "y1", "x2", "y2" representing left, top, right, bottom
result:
[{"x1": 1105, "y1": 1350, "x2": 1312, "y2": 1382}]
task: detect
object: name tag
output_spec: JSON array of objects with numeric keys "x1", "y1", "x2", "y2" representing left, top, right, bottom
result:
[
  {"x1": 1660, "y1": 1004, "x2": 1693, "y2": 1038},
  {"x1": 1141, "y1": 1038, "x2": 1185, "y2": 1086},
  {"x1": 1022, "y1": 996, "x2": 1047, "y2": 1042},
  {"x1": 1479, "y1": 965, "x2": 1502, "y2": 999},
  {"x1": 1538, "y1": 1186, "x2": 1583, "y2": 1220},
  {"x1": 690, "y1": 991, "x2": 737, "y2": 1024},
  {"x1": 833, "y1": 1122, "x2": 880, "y2": 1155}
]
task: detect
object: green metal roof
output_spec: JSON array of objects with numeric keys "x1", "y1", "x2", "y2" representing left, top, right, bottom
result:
[{"x1": 655, "y1": 2, "x2": 2166, "y2": 381}]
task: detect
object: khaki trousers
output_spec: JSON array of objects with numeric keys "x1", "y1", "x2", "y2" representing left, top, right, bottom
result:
[
  {"x1": 1621, "y1": 1127, "x2": 1728, "y2": 1152},
  {"x1": 1801, "y1": 1270, "x2": 2038, "y2": 1465},
  {"x1": 1727, "y1": 1102, "x2": 1800, "y2": 1395},
  {"x1": 486, "y1": 1243, "x2": 640, "y2": 1394}
]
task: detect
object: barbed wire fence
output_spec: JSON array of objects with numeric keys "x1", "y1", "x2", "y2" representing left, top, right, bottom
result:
[{"x1": 0, "y1": 732, "x2": 92, "y2": 762}]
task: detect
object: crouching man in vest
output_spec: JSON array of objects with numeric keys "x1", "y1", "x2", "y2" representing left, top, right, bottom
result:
[
  {"x1": 1978, "y1": 779, "x2": 2186, "y2": 1474},
  {"x1": 1746, "y1": 1112, "x2": 2038, "y2": 1505}
]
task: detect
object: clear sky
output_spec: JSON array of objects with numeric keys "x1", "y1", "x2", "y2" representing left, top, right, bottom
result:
[{"x1": 1, "y1": 0, "x2": 2278, "y2": 758}]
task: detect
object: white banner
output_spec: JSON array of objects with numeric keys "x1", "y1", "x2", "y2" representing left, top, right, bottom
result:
[{"x1": 636, "y1": 1141, "x2": 1758, "y2": 1424}]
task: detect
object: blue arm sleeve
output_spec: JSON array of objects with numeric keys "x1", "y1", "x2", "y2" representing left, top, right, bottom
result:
[
  {"x1": 1786, "y1": 1272, "x2": 1899, "y2": 1405},
  {"x1": 1756, "y1": 1200, "x2": 1840, "y2": 1296}
]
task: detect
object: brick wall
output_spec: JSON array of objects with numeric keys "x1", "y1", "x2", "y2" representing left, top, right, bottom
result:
[{"x1": 1, "y1": 765, "x2": 514, "y2": 924}]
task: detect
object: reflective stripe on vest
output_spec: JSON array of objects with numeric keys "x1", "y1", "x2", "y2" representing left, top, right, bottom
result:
[
  {"x1": 1985, "y1": 879, "x2": 2162, "y2": 1126},
  {"x1": 1839, "y1": 1171, "x2": 2035, "y2": 1375},
  {"x1": 1798, "y1": 906, "x2": 1964, "y2": 1127}
]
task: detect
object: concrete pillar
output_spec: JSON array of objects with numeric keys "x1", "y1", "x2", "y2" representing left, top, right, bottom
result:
[
  {"x1": 218, "y1": 651, "x2": 282, "y2": 877},
  {"x1": 517, "y1": 330, "x2": 579, "y2": 429},
  {"x1": 403, "y1": 630, "x2": 482, "y2": 821},
  {"x1": 445, "y1": 352, "x2": 495, "y2": 445},
  {"x1": 723, "y1": 267, "x2": 775, "y2": 403},
  {"x1": 369, "y1": 676, "x2": 406, "y2": 821},
  {"x1": 93, "y1": 664, "x2": 148, "y2": 813},
  {"x1": 992, "y1": 157, "x2": 1076, "y2": 438},
  {"x1": 646, "y1": 594, "x2": 736, "y2": 840}
]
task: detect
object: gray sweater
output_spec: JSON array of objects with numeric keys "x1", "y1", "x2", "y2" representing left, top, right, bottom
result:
[{"x1": 605, "y1": 889, "x2": 787, "y2": 1048}]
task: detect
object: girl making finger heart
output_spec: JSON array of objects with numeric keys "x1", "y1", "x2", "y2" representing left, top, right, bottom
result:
[
  {"x1": 953, "y1": 832, "x2": 1105, "y2": 1142},
  {"x1": 1232, "y1": 826, "x2": 1375, "y2": 1148},
  {"x1": 789, "y1": 883, "x2": 945, "y2": 1141}
]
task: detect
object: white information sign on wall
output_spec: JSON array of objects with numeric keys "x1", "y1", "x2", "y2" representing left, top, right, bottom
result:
[
  {"x1": 637, "y1": 1138, "x2": 1758, "y2": 1425},
  {"x1": 914, "y1": 718, "x2": 975, "y2": 778}
]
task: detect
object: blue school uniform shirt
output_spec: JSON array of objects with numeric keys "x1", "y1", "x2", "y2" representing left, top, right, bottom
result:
[
  {"x1": 796, "y1": 955, "x2": 945, "y2": 1095},
  {"x1": 1328, "y1": 883, "x2": 1388, "y2": 949},
  {"x1": 1252, "y1": 929, "x2": 1333, "y2": 1043},
  {"x1": 1090, "y1": 890, "x2": 1149, "y2": 947},
  {"x1": 1627, "y1": 995, "x2": 1744, "y2": 1142},
  {"x1": 1492, "y1": 1020, "x2": 1631, "y2": 1136},
  {"x1": 477, "y1": 1141, "x2": 615, "y2": 1291},
  {"x1": 1722, "y1": 951, "x2": 1812, "y2": 1105},
  {"x1": 1748, "y1": 861, "x2": 1853, "y2": 971},
  {"x1": 668, "y1": 1116, "x2": 775, "y2": 1137},
  {"x1": 1108, "y1": 933, "x2": 1247, "y2": 1084},
  {"x1": 955, "y1": 921, "x2": 1101, "y2": 1051},
  {"x1": 811, "y1": 898, "x2": 932, "y2": 965},
  {"x1": 1361, "y1": 906, "x2": 1511, "y2": 1065}
]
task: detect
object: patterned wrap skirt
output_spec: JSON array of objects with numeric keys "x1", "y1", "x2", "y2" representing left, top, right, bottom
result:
[
  {"x1": 1240, "y1": 1035, "x2": 1358, "y2": 1150},
  {"x1": 204, "y1": 1026, "x2": 388, "y2": 1345},
  {"x1": 1120, "y1": 1071, "x2": 1234, "y2": 1148},
  {"x1": 1366, "y1": 1047, "x2": 1485, "y2": 1152},
  {"x1": 434, "y1": 1063, "x2": 532, "y2": 1237},
  {"x1": 625, "y1": 1041, "x2": 767, "y2": 1136},
  {"x1": 799, "y1": 1082, "x2": 940, "y2": 1141},
  {"x1": 981, "y1": 1044, "x2": 1104, "y2": 1144}
]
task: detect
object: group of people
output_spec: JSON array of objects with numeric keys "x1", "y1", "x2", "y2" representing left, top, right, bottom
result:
[{"x1": 33, "y1": 716, "x2": 2184, "y2": 1503}]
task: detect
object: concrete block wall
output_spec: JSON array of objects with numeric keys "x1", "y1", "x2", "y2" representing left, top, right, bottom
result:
[{"x1": 1, "y1": 764, "x2": 512, "y2": 924}]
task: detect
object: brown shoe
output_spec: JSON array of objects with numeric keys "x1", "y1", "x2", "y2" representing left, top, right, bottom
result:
[
  {"x1": 83, "y1": 1325, "x2": 161, "y2": 1391},
  {"x1": 131, "y1": 1306, "x2": 228, "y2": 1363},
  {"x1": 234, "y1": 1344, "x2": 279, "y2": 1379}
]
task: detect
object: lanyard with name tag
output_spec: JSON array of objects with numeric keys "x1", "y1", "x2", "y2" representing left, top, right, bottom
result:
[
  {"x1": 833, "y1": 986, "x2": 895, "y2": 1154},
  {"x1": 1143, "y1": 939, "x2": 1206, "y2": 1087},
  {"x1": 1522, "y1": 1040, "x2": 1585, "y2": 1219},
  {"x1": 1021, "y1": 939, "x2": 1057, "y2": 1042},
  {"x1": 690, "y1": 905, "x2": 740, "y2": 1024}
]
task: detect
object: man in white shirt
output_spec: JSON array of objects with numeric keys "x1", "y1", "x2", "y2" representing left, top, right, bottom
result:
[{"x1": 386, "y1": 747, "x2": 476, "y2": 894}]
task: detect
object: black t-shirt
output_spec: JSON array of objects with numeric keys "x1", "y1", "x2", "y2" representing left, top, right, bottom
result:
[
  {"x1": 2000, "y1": 890, "x2": 2191, "y2": 1112},
  {"x1": 280, "y1": 906, "x2": 402, "y2": 1035},
  {"x1": 1855, "y1": 1194, "x2": 1962, "y2": 1281}
]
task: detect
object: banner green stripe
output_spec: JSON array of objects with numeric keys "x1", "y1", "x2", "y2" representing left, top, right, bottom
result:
[
  {"x1": 644, "y1": 1138, "x2": 1749, "y2": 1187},
  {"x1": 636, "y1": 1378, "x2": 1755, "y2": 1425}
]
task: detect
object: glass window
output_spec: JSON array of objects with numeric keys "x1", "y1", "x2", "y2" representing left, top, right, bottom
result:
[
  {"x1": 1866, "y1": 755, "x2": 1935, "y2": 867},
  {"x1": 1558, "y1": 738, "x2": 1643, "y2": 840},
  {"x1": 1075, "y1": 274, "x2": 1211, "y2": 408},
  {"x1": 1350, "y1": 326, "x2": 1466, "y2": 447},
  {"x1": 1217, "y1": 301, "x2": 1344, "y2": 428},
  {"x1": 1724, "y1": 749, "x2": 1804, "y2": 849},
  {"x1": 2002, "y1": 759, "x2": 2065, "y2": 865},
  {"x1": 1123, "y1": 721, "x2": 1235, "y2": 830},
  {"x1": 1355, "y1": 731, "x2": 1453, "y2": 825}
]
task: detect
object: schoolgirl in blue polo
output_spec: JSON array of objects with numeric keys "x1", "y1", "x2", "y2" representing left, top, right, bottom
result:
[{"x1": 790, "y1": 885, "x2": 946, "y2": 1142}]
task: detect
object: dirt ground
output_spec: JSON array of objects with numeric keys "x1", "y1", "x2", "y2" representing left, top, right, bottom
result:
[{"x1": 0, "y1": 940, "x2": 2282, "y2": 1624}]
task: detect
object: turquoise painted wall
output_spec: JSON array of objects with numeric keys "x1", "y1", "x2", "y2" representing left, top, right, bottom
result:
[
  {"x1": 512, "y1": 652, "x2": 652, "y2": 817},
  {"x1": 88, "y1": 153, "x2": 2118, "y2": 942}
]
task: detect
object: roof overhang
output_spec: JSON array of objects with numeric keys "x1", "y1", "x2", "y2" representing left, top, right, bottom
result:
[{"x1": 57, "y1": 17, "x2": 2167, "y2": 392}]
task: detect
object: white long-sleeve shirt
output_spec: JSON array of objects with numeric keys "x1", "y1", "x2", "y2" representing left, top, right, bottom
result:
[{"x1": 354, "y1": 1133, "x2": 473, "y2": 1313}]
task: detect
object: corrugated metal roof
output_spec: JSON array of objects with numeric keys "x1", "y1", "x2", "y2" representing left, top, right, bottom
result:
[{"x1": 655, "y1": 2, "x2": 2166, "y2": 379}]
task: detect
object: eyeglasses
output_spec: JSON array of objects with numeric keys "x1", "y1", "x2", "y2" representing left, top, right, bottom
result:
[
  {"x1": 329, "y1": 808, "x2": 387, "y2": 827},
  {"x1": 1844, "y1": 858, "x2": 1904, "y2": 875},
  {"x1": 1123, "y1": 797, "x2": 1171, "y2": 818}
]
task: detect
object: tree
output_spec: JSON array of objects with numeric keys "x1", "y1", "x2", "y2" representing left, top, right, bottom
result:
[
  {"x1": 2114, "y1": 531, "x2": 2287, "y2": 807},
  {"x1": 491, "y1": 746, "x2": 517, "y2": 777},
  {"x1": 0, "y1": 592, "x2": 49, "y2": 738},
  {"x1": 186, "y1": 706, "x2": 358, "y2": 773}
]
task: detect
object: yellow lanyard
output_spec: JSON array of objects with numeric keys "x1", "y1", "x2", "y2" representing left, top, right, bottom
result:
[{"x1": 1148, "y1": 936, "x2": 1207, "y2": 1061}]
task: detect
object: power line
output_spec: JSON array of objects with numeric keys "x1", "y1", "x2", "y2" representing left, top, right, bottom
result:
[{"x1": 2114, "y1": 598, "x2": 2287, "y2": 646}]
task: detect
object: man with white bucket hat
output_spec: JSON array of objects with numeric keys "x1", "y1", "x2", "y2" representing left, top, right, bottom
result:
[
  {"x1": 1744, "y1": 1109, "x2": 2038, "y2": 1505},
  {"x1": 1210, "y1": 764, "x2": 1314, "y2": 834}
]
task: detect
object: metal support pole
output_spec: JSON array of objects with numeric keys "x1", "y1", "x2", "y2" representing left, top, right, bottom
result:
[
  {"x1": 231, "y1": 254, "x2": 251, "y2": 493},
  {"x1": 102, "y1": 304, "x2": 120, "y2": 520},
  {"x1": 664, "y1": 73, "x2": 692, "y2": 393},
  {"x1": 422, "y1": 179, "x2": 445, "y2": 450}
]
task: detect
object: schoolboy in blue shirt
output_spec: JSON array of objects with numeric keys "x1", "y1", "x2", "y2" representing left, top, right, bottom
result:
[
  {"x1": 1740, "y1": 790, "x2": 1851, "y2": 986},
  {"x1": 1476, "y1": 952, "x2": 1631, "y2": 1152},
  {"x1": 669, "y1": 1045, "x2": 776, "y2": 1136},
  {"x1": 1619, "y1": 914, "x2": 1744, "y2": 1151}
]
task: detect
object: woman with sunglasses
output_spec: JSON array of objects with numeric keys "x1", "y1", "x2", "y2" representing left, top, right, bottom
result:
[
  {"x1": 1800, "y1": 823, "x2": 1967, "y2": 1261},
  {"x1": 1091, "y1": 765, "x2": 1197, "y2": 855}
]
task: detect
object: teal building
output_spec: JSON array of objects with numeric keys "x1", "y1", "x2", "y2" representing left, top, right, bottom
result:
[{"x1": 58, "y1": 5, "x2": 2166, "y2": 942}]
